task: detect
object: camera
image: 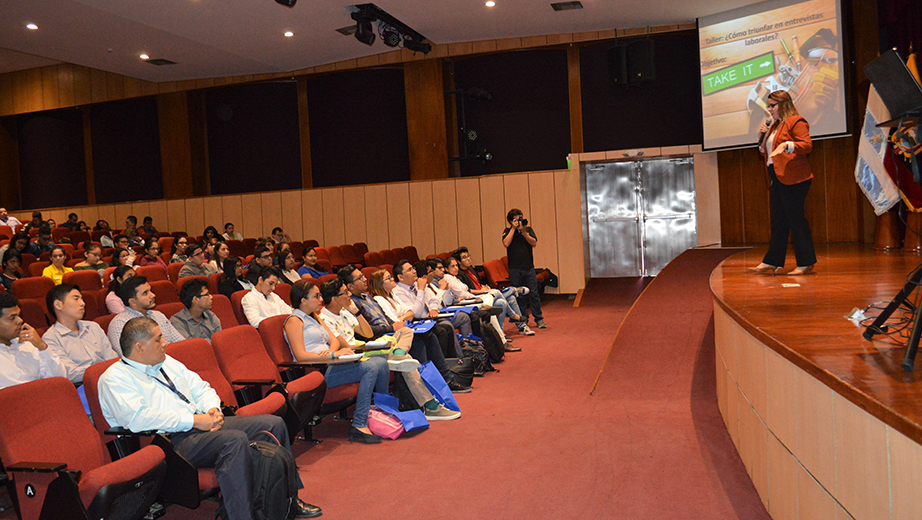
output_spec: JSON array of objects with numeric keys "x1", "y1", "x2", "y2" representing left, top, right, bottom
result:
[{"x1": 517, "y1": 217, "x2": 528, "y2": 226}]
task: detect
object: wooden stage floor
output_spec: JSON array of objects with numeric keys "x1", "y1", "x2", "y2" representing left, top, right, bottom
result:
[{"x1": 710, "y1": 244, "x2": 922, "y2": 445}]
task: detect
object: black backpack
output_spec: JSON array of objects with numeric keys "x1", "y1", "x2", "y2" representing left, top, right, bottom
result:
[
  {"x1": 477, "y1": 324, "x2": 505, "y2": 364},
  {"x1": 459, "y1": 337, "x2": 495, "y2": 375},
  {"x1": 248, "y1": 430, "x2": 299, "y2": 520}
]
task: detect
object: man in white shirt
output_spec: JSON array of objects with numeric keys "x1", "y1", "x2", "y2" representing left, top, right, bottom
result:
[
  {"x1": 0, "y1": 208, "x2": 22, "y2": 229},
  {"x1": 241, "y1": 267, "x2": 291, "y2": 328},
  {"x1": 98, "y1": 317, "x2": 322, "y2": 520},
  {"x1": 42, "y1": 284, "x2": 118, "y2": 384},
  {"x1": 0, "y1": 293, "x2": 66, "y2": 389},
  {"x1": 107, "y1": 275, "x2": 186, "y2": 355}
]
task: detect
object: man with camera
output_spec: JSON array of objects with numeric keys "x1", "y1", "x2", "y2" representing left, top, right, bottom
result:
[{"x1": 502, "y1": 209, "x2": 545, "y2": 329}]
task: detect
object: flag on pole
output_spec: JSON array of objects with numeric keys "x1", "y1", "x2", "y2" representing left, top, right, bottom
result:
[{"x1": 855, "y1": 84, "x2": 901, "y2": 215}]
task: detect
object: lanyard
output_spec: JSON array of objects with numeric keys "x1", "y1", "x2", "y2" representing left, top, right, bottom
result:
[{"x1": 122, "y1": 360, "x2": 200, "y2": 413}]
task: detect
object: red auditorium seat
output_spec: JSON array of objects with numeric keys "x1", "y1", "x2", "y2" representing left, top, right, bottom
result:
[
  {"x1": 226, "y1": 240, "x2": 247, "y2": 258},
  {"x1": 208, "y1": 272, "x2": 222, "y2": 295},
  {"x1": 156, "y1": 301, "x2": 186, "y2": 319},
  {"x1": 93, "y1": 314, "x2": 117, "y2": 334},
  {"x1": 289, "y1": 241, "x2": 303, "y2": 260},
  {"x1": 63, "y1": 269, "x2": 104, "y2": 291},
  {"x1": 19, "y1": 253, "x2": 35, "y2": 271},
  {"x1": 327, "y1": 246, "x2": 347, "y2": 268},
  {"x1": 230, "y1": 290, "x2": 251, "y2": 327},
  {"x1": 0, "y1": 378, "x2": 167, "y2": 520},
  {"x1": 135, "y1": 265, "x2": 168, "y2": 282},
  {"x1": 176, "y1": 275, "x2": 208, "y2": 296},
  {"x1": 81, "y1": 290, "x2": 101, "y2": 321},
  {"x1": 158, "y1": 236, "x2": 174, "y2": 254},
  {"x1": 316, "y1": 259, "x2": 333, "y2": 273},
  {"x1": 353, "y1": 242, "x2": 369, "y2": 258},
  {"x1": 28, "y1": 261, "x2": 50, "y2": 278},
  {"x1": 313, "y1": 247, "x2": 330, "y2": 262},
  {"x1": 361, "y1": 266, "x2": 377, "y2": 281},
  {"x1": 340, "y1": 244, "x2": 363, "y2": 266},
  {"x1": 364, "y1": 251, "x2": 383, "y2": 267},
  {"x1": 303, "y1": 239, "x2": 320, "y2": 249},
  {"x1": 380, "y1": 249, "x2": 399, "y2": 266},
  {"x1": 273, "y1": 282, "x2": 292, "y2": 307},
  {"x1": 149, "y1": 280, "x2": 180, "y2": 304},
  {"x1": 18, "y1": 299, "x2": 49, "y2": 330},
  {"x1": 0, "y1": 225, "x2": 11, "y2": 238},
  {"x1": 210, "y1": 294, "x2": 239, "y2": 329},
  {"x1": 11, "y1": 276, "x2": 54, "y2": 301},
  {"x1": 167, "y1": 263, "x2": 183, "y2": 284}
]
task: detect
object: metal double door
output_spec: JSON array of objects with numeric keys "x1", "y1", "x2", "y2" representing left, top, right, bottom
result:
[{"x1": 586, "y1": 157, "x2": 697, "y2": 277}]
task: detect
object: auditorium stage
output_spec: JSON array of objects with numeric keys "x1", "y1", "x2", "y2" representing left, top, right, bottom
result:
[{"x1": 710, "y1": 244, "x2": 922, "y2": 518}]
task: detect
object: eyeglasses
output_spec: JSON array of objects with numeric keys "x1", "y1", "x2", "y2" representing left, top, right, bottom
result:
[
  {"x1": 767, "y1": 103, "x2": 778, "y2": 109},
  {"x1": 309, "y1": 293, "x2": 322, "y2": 300},
  {"x1": 337, "y1": 290, "x2": 349, "y2": 297}
]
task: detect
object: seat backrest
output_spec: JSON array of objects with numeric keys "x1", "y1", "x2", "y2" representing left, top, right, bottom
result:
[
  {"x1": 63, "y1": 269, "x2": 104, "y2": 291},
  {"x1": 136, "y1": 265, "x2": 168, "y2": 282},
  {"x1": 11, "y1": 276, "x2": 54, "y2": 300},
  {"x1": 19, "y1": 253, "x2": 36, "y2": 270},
  {"x1": 380, "y1": 249, "x2": 399, "y2": 266},
  {"x1": 19, "y1": 298, "x2": 49, "y2": 328},
  {"x1": 156, "y1": 302, "x2": 186, "y2": 319},
  {"x1": 318, "y1": 273, "x2": 338, "y2": 284},
  {"x1": 340, "y1": 244, "x2": 362, "y2": 265},
  {"x1": 242, "y1": 238, "x2": 258, "y2": 254},
  {"x1": 303, "y1": 239, "x2": 320, "y2": 249},
  {"x1": 482, "y1": 259, "x2": 508, "y2": 288},
  {"x1": 150, "y1": 280, "x2": 180, "y2": 305},
  {"x1": 102, "y1": 266, "x2": 117, "y2": 285},
  {"x1": 176, "y1": 275, "x2": 208, "y2": 296},
  {"x1": 70, "y1": 230, "x2": 91, "y2": 245},
  {"x1": 166, "y1": 339, "x2": 239, "y2": 407},
  {"x1": 364, "y1": 251, "x2": 382, "y2": 267},
  {"x1": 211, "y1": 326, "x2": 283, "y2": 387},
  {"x1": 257, "y1": 314, "x2": 295, "y2": 367},
  {"x1": 81, "y1": 289, "x2": 101, "y2": 321},
  {"x1": 272, "y1": 283, "x2": 291, "y2": 306},
  {"x1": 51, "y1": 226, "x2": 71, "y2": 242},
  {"x1": 353, "y1": 242, "x2": 369, "y2": 258},
  {"x1": 28, "y1": 261, "x2": 50, "y2": 278},
  {"x1": 403, "y1": 245, "x2": 420, "y2": 264},
  {"x1": 211, "y1": 294, "x2": 239, "y2": 329},
  {"x1": 0, "y1": 225, "x2": 11, "y2": 238},
  {"x1": 208, "y1": 272, "x2": 222, "y2": 295},
  {"x1": 230, "y1": 290, "x2": 251, "y2": 327},
  {"x1": 167, "y1": 263, "x2": 184, "y2": 284},
  {"x1": 226, "y1": 240, "x2": 247, "y2": 258},
  {"x1": 288, "y1": 242, "x2": 303, "y2": 261},
  {"x1": 313, "y1": 247, "x2": 329, "y2": 261},
  {"x1": 83, "y1": 358, "x2": 121, "y2": 445},
  {"x1": 157, "y1": 236, "x2": 174, "y2": 254},
  {"x1": 361, "y1": 266, "x2": 377, "y2": 281},
  {"x1": 327, "y1": 246, "x2": 346, "y2": 267},
  {"x1": 316, "y1": 259, "x2": 333, "y2": 273},
  {"x1": 94, "y1": 313, "x2": 117, "y2": 334},
  {"x1": 0, "y1": 378, "x2": 107, "y2": 474}
]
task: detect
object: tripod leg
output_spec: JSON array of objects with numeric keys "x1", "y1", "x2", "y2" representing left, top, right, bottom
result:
[
  {"x1": 864, "y1": 265, "x2": 922, "y2": 340},
  {"x1": 903, "y1": 309, "x2": 922, "y2": 370}
]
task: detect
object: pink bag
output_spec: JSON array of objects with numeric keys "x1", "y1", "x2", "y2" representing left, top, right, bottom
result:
[{"x1": 367, "y1": 406, "x2": 404, "y2": 440}]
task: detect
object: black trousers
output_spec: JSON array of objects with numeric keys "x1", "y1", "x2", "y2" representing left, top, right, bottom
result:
[
  {"x1": 170, "y1": 415, "x2": 301, "y2": 520},
  {"x1": 763, "y1": 166, "x2": 817, "y2": 267}
]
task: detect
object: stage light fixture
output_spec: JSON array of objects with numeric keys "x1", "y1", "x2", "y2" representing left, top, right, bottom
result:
[
  {"x1": 403, "y1": 36, "x2": 431, "y2": 54},
  {"x1": 380, "y1": 24, "x2": 401, "y2": 47},
  {"x1": 352, "y1": 11, "x2": 376, "y2": 46}
]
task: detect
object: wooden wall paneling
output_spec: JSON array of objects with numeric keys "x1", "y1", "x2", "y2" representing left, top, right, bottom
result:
[
  {"x1": 130, "y1": 202, "x2": 151, "y2": 227},
  {"x1": 297, "y1": 79, "x2": 311, "y2": 190},
  {"x1": 803, "y1": 140, "x2": 829, "y2": 244},
  {"x1": 736, "y1": 335, "x2": 767, "y2": 419},
  {"x1": 186, "y1": 92, "x2": 209, "y2": 197},
  {"x1": 105, "y1": 72, "x2": 124, "y2": 100},
  {"x1": 89, "y1": 68, "x2": 107, "y2": 104},
  {"x1": 693, "y1": 152, "x2": 722, "y2": 246},
  {"x1": 184, "y1": 198, "x2": 205, "y2": 237},
  {"x1": 115, "y1": 204, "x2": 133, "y2": 228},
  {"x1": 0, "y1": 120, "x2": 20, "y2": 210},
  {"x1": 280, "y1": 191, "x2": 304, "y2": 243},
  {"x1": 404, "y1": 59, "x2": 449, "y2": 181},
  {"x1": 889, "y1": 427, "x2": 922, "y2": 520},
  {"x1": 202, "y1": 197, "x2": 224, "y2": 234},
  {"x1": 527, "y1": 171, "x2": 560, "y2": 282},
  {"x1": 384, "y1": 184, "x2": 411, "y2": 249},
  {"x1": 220, "y1": 195, "x2": 243, "y2": 239},
  {"x1": 301, "y1": 190, "x2": 324, "y2": 245},
  {"x1": 45, "y1": 209, "x2": 67, "y2": 227},
  {"x1": 737, "y1": 399, "x2": 768, "y2": 508},
  {"x1": 123, "y1": 77, "x2": 141, "y2": 99},
  {"x1": 363, "y1": 185, "x2": 389, "y2": 252},
  {"x1": 341, "y1": 186, "x2": 366, "y2": 246},
  {"x1": 717, "y1": 151, "x2": 744, "y2": 244},
  {"x1": 238, "y1": 194, "x2": 262, "y2": 240},
  {"x1": 793, "y1": 368, "x2": 835, "y2": 491},
  {"x1": 0, "y1": 74, "x2": 13, "y2": 117},
  {"x1": 554, "y1": 169, "x2": 585, "y2": 294},
  {"x1": 157, "y1": 92, "x2": 195, "y2": 200},
  {"x1": 797, "y1": 464, "x2": 838, "y2": 519},
  {"x1": 259, "y1": 192, "x2": 283, "y2": 239},
  {"x1": 823, "y1": 137, "x2": 860, "y2": 242},
  {"x1": 96, "y1": 205, "x2": 117, "y2": 231},
  {"x1": 431, "y1": 180, "x2": 459, "y2": 255},
  {"x1": 72, "y1": 66, "x2": 92, "y2": 107},
  {"x1": 567, "y1": 46, "x2": 583, "y2": 154},
  {"x1": 13, "y1": 69, "x2": 43, "y2": 114},
  {"x1": 320, "y1": 188, "x2": 345, "y2": 247},
  {"x1": 166, "y1": 199, "x2": 187, "y2": 234},
  {"x1": 739, "y1": 148, "x2": 770, "y2": 244},
  {"x1": 407, "y1": 182, "x2": 435, "y2": 257},
  {"x1": 763, "y1": 347, "x2": 796, "y2": 449},
  {"x1": 56, "y1": 65, "x2": 75, "y2": 109},
  {"x1": 148, "y1": 200, "x2": 168, "y2": 233},
  {"x1": 832, "y1": 393, "x2": 890, "y2": 520},
  {"x1": 455, "y1": 178, "x2": 483, "y2": 264},
  {"x1": 502, "y1": 173, "x2": 531, "y2": 220},
  {"x1": 479, "y1": 176, "x2": 506, "y2": 264},
  {"x1": 41, "y1": 67, "x2": 59, "y2": 111}
]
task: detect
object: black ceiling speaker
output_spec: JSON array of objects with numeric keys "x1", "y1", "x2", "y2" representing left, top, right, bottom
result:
[
  {"x1": 607, "y1": 45, "x2": 627, "y2": 87},
  {"x1": 627, "y1": 39, "x2": 656, "y2": 84}
]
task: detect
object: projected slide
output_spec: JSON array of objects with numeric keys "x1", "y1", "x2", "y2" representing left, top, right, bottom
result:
[{"x1": 699, "y1": 0, "x2": 846, "y2": 150}]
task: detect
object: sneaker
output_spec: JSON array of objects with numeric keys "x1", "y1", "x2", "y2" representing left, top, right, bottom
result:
[
  {"x1": 387, "y1": 354, "x2": 420, "y2": 373},
  {"x1": 535, "y1": 319, "x2": 547, "y2": 329},
  {"x1": 504, "y1": 343, "x2": 522, "y2": 352},
  {"x1": 520, "y1": 325, "x2": 536, "y2": 336},
  {"x1": 516, "y1": 286, "x2": 530, "y2": 297},
  {"x1": 425, "y1": 404, "x2": 461, "y2": 421},
  {"x1": 447, "y1": 379, "x2": 472, "y2": 393}
]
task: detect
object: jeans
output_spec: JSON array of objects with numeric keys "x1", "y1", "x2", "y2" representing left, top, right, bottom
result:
[
  {"x1": 409, "y1": 332, "x2": 451, "y2": 375},
  {"x1": 324, "y1": 356, "x2": 389, "y2": 428},
  {"x1": 508, "y1": 268, "x2": 542, "y2": 321}
]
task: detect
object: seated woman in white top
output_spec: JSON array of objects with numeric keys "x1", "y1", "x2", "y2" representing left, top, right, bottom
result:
[
  {"x1": 367, "y1": 268, "x2": 413, "y2": 324},
  {"x1": 208, "y1": 241, "x2": 230, "y2": 273},
  {"x1": 277, "y1": 250, "x2": 301, "y2": 285},
  {"x1": 105, "y1": 266, "x2": 135, "y2": 314}
]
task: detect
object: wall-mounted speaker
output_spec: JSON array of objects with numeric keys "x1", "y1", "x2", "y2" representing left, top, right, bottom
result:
[
  {"x1": 607, "y1": 45, "x2": 627, "y2": 87},
  {"x1": 627, "y1": 39, "x2": 655, "y2": 84}
]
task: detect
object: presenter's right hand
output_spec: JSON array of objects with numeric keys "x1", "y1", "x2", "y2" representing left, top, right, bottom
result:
[{"x1": 758, "y1": 120, "x2": 771, "y2": 137}]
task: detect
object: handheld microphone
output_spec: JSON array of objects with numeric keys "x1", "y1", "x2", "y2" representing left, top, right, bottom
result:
[{"x1": 758, "y1": 118, "x2": 772, "y2": 143}]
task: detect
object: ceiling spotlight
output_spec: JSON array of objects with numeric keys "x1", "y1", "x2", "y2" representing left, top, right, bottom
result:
[
  {"x1": 26, "y1": 23, "x2": 38, "y2": 30},
  {"x1": 139, "y1": 54, "x2": 150, "y2": 60},
  {"x1": 352, "y1": 11, "x2": 376, "y2": 46},
  {"x1": 274, "y1": 0, "x2": 296, "y2": 7},
  {"x1": 485, "y1": 1, "x2": 496, "y2": 7},
  {"x1": 403, "y1": 36, "x2": 431, "y2": 54},
  {"x1": 380, "y1": 24, "x2": 401, "y2": 47},
  {"x1": 284, "y1": 31, "x2": 294, "y2": 37}
]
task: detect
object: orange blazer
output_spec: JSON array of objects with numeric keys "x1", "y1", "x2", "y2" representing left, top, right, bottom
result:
[{"x1": 760, "y1": 115, "x2": 813, "y2": 185}]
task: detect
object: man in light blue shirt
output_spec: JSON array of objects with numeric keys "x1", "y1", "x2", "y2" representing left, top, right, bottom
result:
[
  {"x1": 98, "y1": 317, "x2": 322, "y2": 520},
  {"x1": 42, "y1": 284, "x2": 118, "y2": 384},
  {"x1": 107, "y1": 275, "x2": 185, "y2": 355}
]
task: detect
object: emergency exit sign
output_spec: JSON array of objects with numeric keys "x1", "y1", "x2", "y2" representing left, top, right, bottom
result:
[{"x1": 701, "y1": 51, "x2": 776, "y2": 95}]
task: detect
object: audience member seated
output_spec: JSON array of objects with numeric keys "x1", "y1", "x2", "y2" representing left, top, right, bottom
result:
[
  {"x1": 123, "y1": 216, "x2": 145, "y2": 247},
  {"x1": 271, "y1": 227, "x2": 291, "y2": 244},
  {"x1": 22, "y1": 211, "x2": 44, "y2": 233},
  {"x1": 283, "y1": 280, "x2": 387, "y2": 443},
  {"x1": 137, "y1": 240, "x2": 168, "y2": 270},
  {"x1": 0, "y1": 292, "x2": 66, "y2": 389},
  {"x1": 107, "y1": 275, "x2": 185, "y2": 354},
  {"x1": 218, "y1": 256, "x2": 254, "y2": 299},
  {"x1": 106, "y1": 266, "x2": 135, "y2": 315},
  {"x1": 0, "y1": 207, "x2": 22, "y2": 228},
  {"x1": 61, "y1": 212, "x2": 80, "y2": 231},
  {"x1": 98, "y1": 316, "x2": 322, "y2": 520},
  {"x1": 41, "y1": 245, "x2": 73, "y2": 285},
  {"x1": 454, "y1": 247, "x2": 535, "y2": 336},
  {"x1": 222, "y1": 222, "x2": 243, "y2": 241},
  {"x1": 26, "y1": 224, "x2": 55, "y2": 256},
  {"x1": 94, "y1": 219, "x2": 111, "y2": 232},
  {"x1": 75, "y1": 220, "x2": 90, "y2": 233},
  {"x1": 138, "y1": 216, "x2": 158, "y2": 235},
  {"x1": 203, "y1": 226, "x2": 219, "y2": 242},
  {"x1": 73, "y1": 242, "x2": 107, "y2": 275},
  {"x1": 42, "y1": 283, "x2": 118, "y2": 384},
  {"x1": 272, "y1": 242, "x2": 291, "y2": 267},
  {"x1": 1, "y1": 249, "x2": 24, "y2": 292},
  {"x1": 277, "y1": 250, "x2": 300, "y2": 285},
  {"x1": 241, "y1": 267, "x2": 291, "y2": 328},
  {"x1": 170, "y1": 235, "x2": 190, "y2": 263},
  {"x1": 297, "y1": 246, "x2": 329, "y2": 279},
  {"x1": 46, "y1": 218, "x2": 57, "y2": 228},
  {"x1": 0, "y1": 232, "x2": 29, "y2": 264},
  {"x1": 246, "y1": 245, "x2": 274, "y2": 285},
  {"x1": 208, "y1": 241, "x2": 230, "y2": 272},
  {"x1": 178, "y1": 244, "x2": 215, "y2": 278},
  {"x1": 171, "y1": 278, "x2": 221, "y2": 342},
  {"x1": 392, "y1": 260, "x2": 471, "y2": 358},
  {"x1": 110, "y1": 246, "x2": 136, "y2": 267},
  {"x1": 318, "y1": 278, "x2": 459, "y2": 421}
]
